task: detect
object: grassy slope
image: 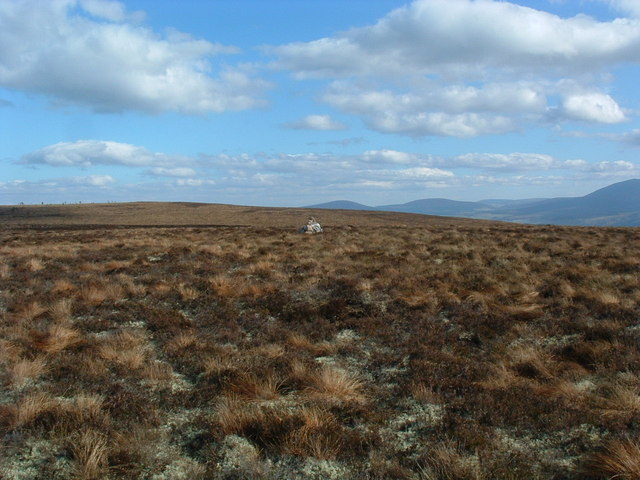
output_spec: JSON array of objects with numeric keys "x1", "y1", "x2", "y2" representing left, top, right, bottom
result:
[
  {"x1": 0, "y1": 202, "x2": 490, "y2": 228},
  {"x1": 1, "y1": 204, "x2": 639, "y2": 479}
]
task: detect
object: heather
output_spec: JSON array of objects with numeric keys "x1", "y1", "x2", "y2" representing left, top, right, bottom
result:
[{"x1": 1, "y1": 222, "x2": 639, "y2": 479}]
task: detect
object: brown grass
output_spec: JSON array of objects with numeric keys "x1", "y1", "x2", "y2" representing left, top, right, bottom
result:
[
  {"x1": 1, "y1": 210, "x2": 639, "y2": 479},
  {"x1": 305, "y1": 365, "x2": 366, "y2": 405},
  {"x1": 70, "y1": 429, "x2": 109, "y2": 479},
  {"x1": 8, "y1": 357, "x2": 48, "y2": 387},
  {"x1": 98, "y1": 330, "x2": 150, "y2": 370},
  {"x1": 9, "y1": 391, "x2": 59, "y2": 429},
  {"x1": 34, "y1": 323, "x2": 82, "y2": 353},
  {"x1": 49, "y1": 298, "x2": 74, "y2": 321},
  {"x1": 584, "y1": 438, "x2": 640, "y2": 480}
]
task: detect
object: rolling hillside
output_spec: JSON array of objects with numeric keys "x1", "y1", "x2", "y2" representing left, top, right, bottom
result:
[{"x1": 309, "y1": 179, "x2": 640, "y2": 226}]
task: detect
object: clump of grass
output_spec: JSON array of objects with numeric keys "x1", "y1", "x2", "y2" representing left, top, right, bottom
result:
[
  {"x1": 417, "y1": 441, "x2": 482, "y2": 480},
  {"x1": 70, "y1": 429, "x2": 109, "y2": 480},
  {"x1": 13, "y1": 301, "x2": 47, "y2": 322},
  {"x1": 26, "y1": 257, "x2": 45, "y2": 272},
  {"x1": 177, "y1": 283, "x2": 199, "y2": 301},
  {"x1": 215, "y1": 394, "x2": 297, "y2": 447},
  {"x1": 8, "y1": 357, "x2": 48, "y2": 388},
  {"x1": 287, "y1": 332, "x2": 335, "y2": 356},
  {"x1": 49, "y1": 298, "x2": 74, "y2": 322},
  {"x1": 595, "y1": 382, "x2": 640, "y2": 417},
  {"x1": 506, "y1": 345, "x2": 555, "y2": 381},
  {"x1": 8, "y1": 391, "x2": 59, "y2": 429},
  {"x1": 209, "y1": 274, "x2": 238, "y2": 298},
  {"x1": 305, "y1": 365, "x2": 366, "y2": 405},
  {"x1": 70, "y1": 393, "x2": 106, "y2": 424},
  {"x1": 583, "y1": 438, "x2": 640, "y2": 480},
  {"x1": 285, "y1": 406, "x2": 343, "y2": 459},
  {"x1": 34, "y1": 323, "x2": 82, "y2": 354},
  {"x1": 229, "y1": 372, "x2": 284, "y2": 401},
  {"x1": 98, "y1": 330, "x2": 150, "y2": 370}
]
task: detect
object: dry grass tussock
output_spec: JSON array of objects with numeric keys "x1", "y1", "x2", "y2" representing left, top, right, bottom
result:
[{"x1": 1, "y1": 220, "x2": 639, "y2": 479}]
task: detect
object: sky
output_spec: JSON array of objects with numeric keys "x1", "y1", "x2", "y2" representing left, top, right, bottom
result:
[{"x1": 1, "y1": 0, "x2": 640, "y2": 206}]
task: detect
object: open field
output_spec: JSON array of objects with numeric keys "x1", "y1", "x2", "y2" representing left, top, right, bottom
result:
[
  {"x1": 1, "y1": 204, "x2": 640, "y2": 479},
  {"x1": 0, "y1": 202, "x2": 495, "y2": 228}
]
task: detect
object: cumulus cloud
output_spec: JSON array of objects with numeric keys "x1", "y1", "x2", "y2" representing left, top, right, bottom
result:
[
  {"x1": 0, "y1": 0, "x2": 268, "y2": 113},
  {"x1": 368, "y1": 112, "x2": 516, "y2": 138},
  {"x1": 269, "y1": 0, "x2": 639, "y2": 137},
  {"x1": 282, "y1": 114, "x2": 347, "y2": 131},
  {"x1": 323, "y1": 81, "x2": 547, "y2": 136},
  {"x1": 323, "y1": 81, "x2": 547, "y2": 116},
  {"x1": 362, "y1": 149, "x2": 419, "y2": 164},
  {"x1": 560, "y1": 92, "x2": 627, "y2": 123},
  {"x1": 273, "y1": 0, "x2": 640, "y2": 78},
  {"x1": 21, "y1": 140, "x2": 193, "y2": 168}
]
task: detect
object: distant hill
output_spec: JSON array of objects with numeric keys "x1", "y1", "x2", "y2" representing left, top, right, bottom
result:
[
  {"x1": 487, "y1": 179, "x2": 640, "y2": 226},
  {"x1": 377, "y1": 198, "x2": 491, "y2": 216},
  {"x1": 306, "y1": 179, "x2": 640, "y2": 226},
  {"x1": 479, "y1": 198, "x2": 547, "y2": 208},
  {"x1": 308, "y1": 200, "x2": 375, "y2": 211}
]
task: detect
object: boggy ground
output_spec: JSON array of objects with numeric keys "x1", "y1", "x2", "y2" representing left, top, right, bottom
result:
[{"x1": 1, "y1": 223, "x2": 639, "y2": 479}]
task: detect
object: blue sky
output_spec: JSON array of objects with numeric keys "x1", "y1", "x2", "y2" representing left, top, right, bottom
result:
[{"x1": 1, "y1": 0, "x2": 639, "y2": 206}]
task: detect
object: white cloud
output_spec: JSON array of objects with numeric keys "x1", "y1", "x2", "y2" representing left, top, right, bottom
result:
[
  {"x1": 323, "y1": 82, "x2": 547, "y2": 116},
  {"x1": 5, "y1": 145, "x2": 639, "y2": 205},
  {"x1": 0, "y1": 174, "x2": 115, "y2": 190},
  {"x1": 368, "y1": 112, "x2": 516, "y2": 138},
  {"x1": 563, "y1": 159, "x2": 589, "y2": 168},
  {"x1": 362, "y1": 150, "x2": 418, "y2": 164},
  {"x1": 391, "y1": 167, "x2": 454, "y2": 179},
  {"x1": 605, "y1": 0, "x2": 640, "y2": 18},
  {"x1": 450, "y1": 153, "x2": 557, "y2": 170},
  {"x1": 560, "y1": 92, "x2": 627, "y2": 123},
  {"x1": 149, "y1": 167, "x2": 197, "y2": 177},
  {"x1": 0, "y1": 0, "x2": 268, "y2": 113},
  {"x1": 270, "y1": 0, "x2": 639, "y2": 137},
  {"x1": 21, "y1": 140, "x2": 193, "y2": 168},
  {"x1": 70, "y1": 175, "x2": 116, "y2": 186},
  {"x1": 175, "y1": 179, "x2": 216, "y2": 187},
  {"x1": 282, "y1": 114, "x2": 347, "y2": 131},
  {"x1": 272, "y1": 0, "x2": 640, "y2": 79},
  {"x1": 591, "y1": 160, "x2": 637, "y2": 172},
  {"x1": 78, "y1": 0, "x2": 140, "y2": 22}
]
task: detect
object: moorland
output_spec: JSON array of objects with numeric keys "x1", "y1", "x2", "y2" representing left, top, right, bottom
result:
[{"x1": 1, "y1": 202, "x2": 639, "y2": 479}]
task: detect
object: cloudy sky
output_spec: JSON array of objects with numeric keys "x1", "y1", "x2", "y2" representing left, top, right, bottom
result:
[{"x1": 1, "y1": 0, "x2": 640, "y2": 206}]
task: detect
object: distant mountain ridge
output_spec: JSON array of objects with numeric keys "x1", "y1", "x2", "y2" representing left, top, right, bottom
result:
[{"x1": 307, "y1": 179, "x2": 640, "y2": 227}]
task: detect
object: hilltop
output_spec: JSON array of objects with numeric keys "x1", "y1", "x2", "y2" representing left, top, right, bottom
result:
[{"x1": 0, "y1": 201, "x2": 495, "y2": 229}]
